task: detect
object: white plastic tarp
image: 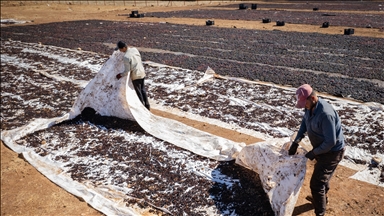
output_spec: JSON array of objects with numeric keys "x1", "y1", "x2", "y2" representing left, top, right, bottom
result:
[
  {"x1": 1, "y1": 50, "x2": 307, "y2": 216},
  {"x1": 236, "y1": 139, "x2": 307, "y2": 216}
]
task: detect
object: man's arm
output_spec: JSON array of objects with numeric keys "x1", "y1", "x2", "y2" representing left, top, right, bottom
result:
[
  {"x1": 294, "y1": 118, "x2": 307, "y2": 143},
  {"x1": 288, "y1": 117, "x2": 307, "y2": 155},
  {"x1": 117, "y1": 56, "x2": 131, "y2": 79}
]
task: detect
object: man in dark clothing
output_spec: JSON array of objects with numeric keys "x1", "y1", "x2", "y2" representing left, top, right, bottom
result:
[
  {"x1": 116, "y1": 41, "x2": 150, "y2": 111},
  {"x1": 289, "y1": 84, "x2": 345, "y2": 216}
]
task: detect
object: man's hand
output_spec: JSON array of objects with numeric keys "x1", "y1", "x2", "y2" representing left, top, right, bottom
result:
[
  {"x1": 116, "y1": 73, "x2": 122, "y2": 80},
  {"x1": 288, "y1": 142, "x2": 299, "y2": 155},
  {"x1": 305, "y1": 150, "x2": 316, "y2": 160}
]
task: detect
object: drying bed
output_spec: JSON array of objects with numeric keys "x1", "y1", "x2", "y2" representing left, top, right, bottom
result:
[
  {"x1": 1, "y1": 21, "x2": 383, "y2": 104},
  {"x1": 1, "y1": 38, "x2": 383, "y2": 214},
  {"x1": 1, "y1": 40, "x2": 383, "y2": 162},
  {"x1": 18, "y1": 114, "x2": 273, "y2": 215},
  {"x1": 215, "y1": 2, "x2": 384, "y2": 12},
  {"x1": 146, "y1": 9, "x2": 384, "y2": 29}
]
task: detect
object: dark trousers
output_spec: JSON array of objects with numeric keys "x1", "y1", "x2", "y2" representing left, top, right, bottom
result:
[
  {"x1": 310, "y1": 148, "x2": 345, "y2": 216},
  {"x1": 132, "y1": 78, "x2": 150, "y2": 110}
]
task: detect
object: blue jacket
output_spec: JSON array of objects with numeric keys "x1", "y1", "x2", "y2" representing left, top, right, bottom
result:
[{"x1": 294, "y1": 98, "x2": 345, "y2": 155}]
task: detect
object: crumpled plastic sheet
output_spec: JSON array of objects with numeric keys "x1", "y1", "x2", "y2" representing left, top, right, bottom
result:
[
  {"x1": 236, "y1": 139, "x2": 308, "y2": 216},
  {"x1": 1, "y1": 50, "x2": 307, "y2": 216},
  {"x1": 68, "y1": 51, "x2": 136, "y2": 121},
  {"x1": 70, "y1": 51, "x2": 246, "y2": 162}
]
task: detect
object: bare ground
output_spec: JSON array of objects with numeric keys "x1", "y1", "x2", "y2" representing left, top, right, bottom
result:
[{"x1": 1, "y1": 1, "x2": 384, "y2": 216}]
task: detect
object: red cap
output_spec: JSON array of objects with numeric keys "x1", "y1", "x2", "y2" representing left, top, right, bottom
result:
[{"x1": 295, "y1": 84, "x2": 312, "y2": 108}]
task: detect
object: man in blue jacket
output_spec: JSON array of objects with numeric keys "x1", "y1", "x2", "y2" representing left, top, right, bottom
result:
[{"x1": 289, "y1": 84, "x2": 345, "y2": 216}]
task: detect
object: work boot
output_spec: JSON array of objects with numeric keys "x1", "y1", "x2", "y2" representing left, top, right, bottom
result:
[
  {"x1": 306, "y1": 195, "x2": 329, "y2": 205},
  {"x1": 145, "y1": 104, "x2": 150, "y2": 111}
]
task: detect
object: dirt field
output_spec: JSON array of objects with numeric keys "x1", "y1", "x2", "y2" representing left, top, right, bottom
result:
[{"x1": 1, "y1": 1, "x2": 384, "y2": 216}]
